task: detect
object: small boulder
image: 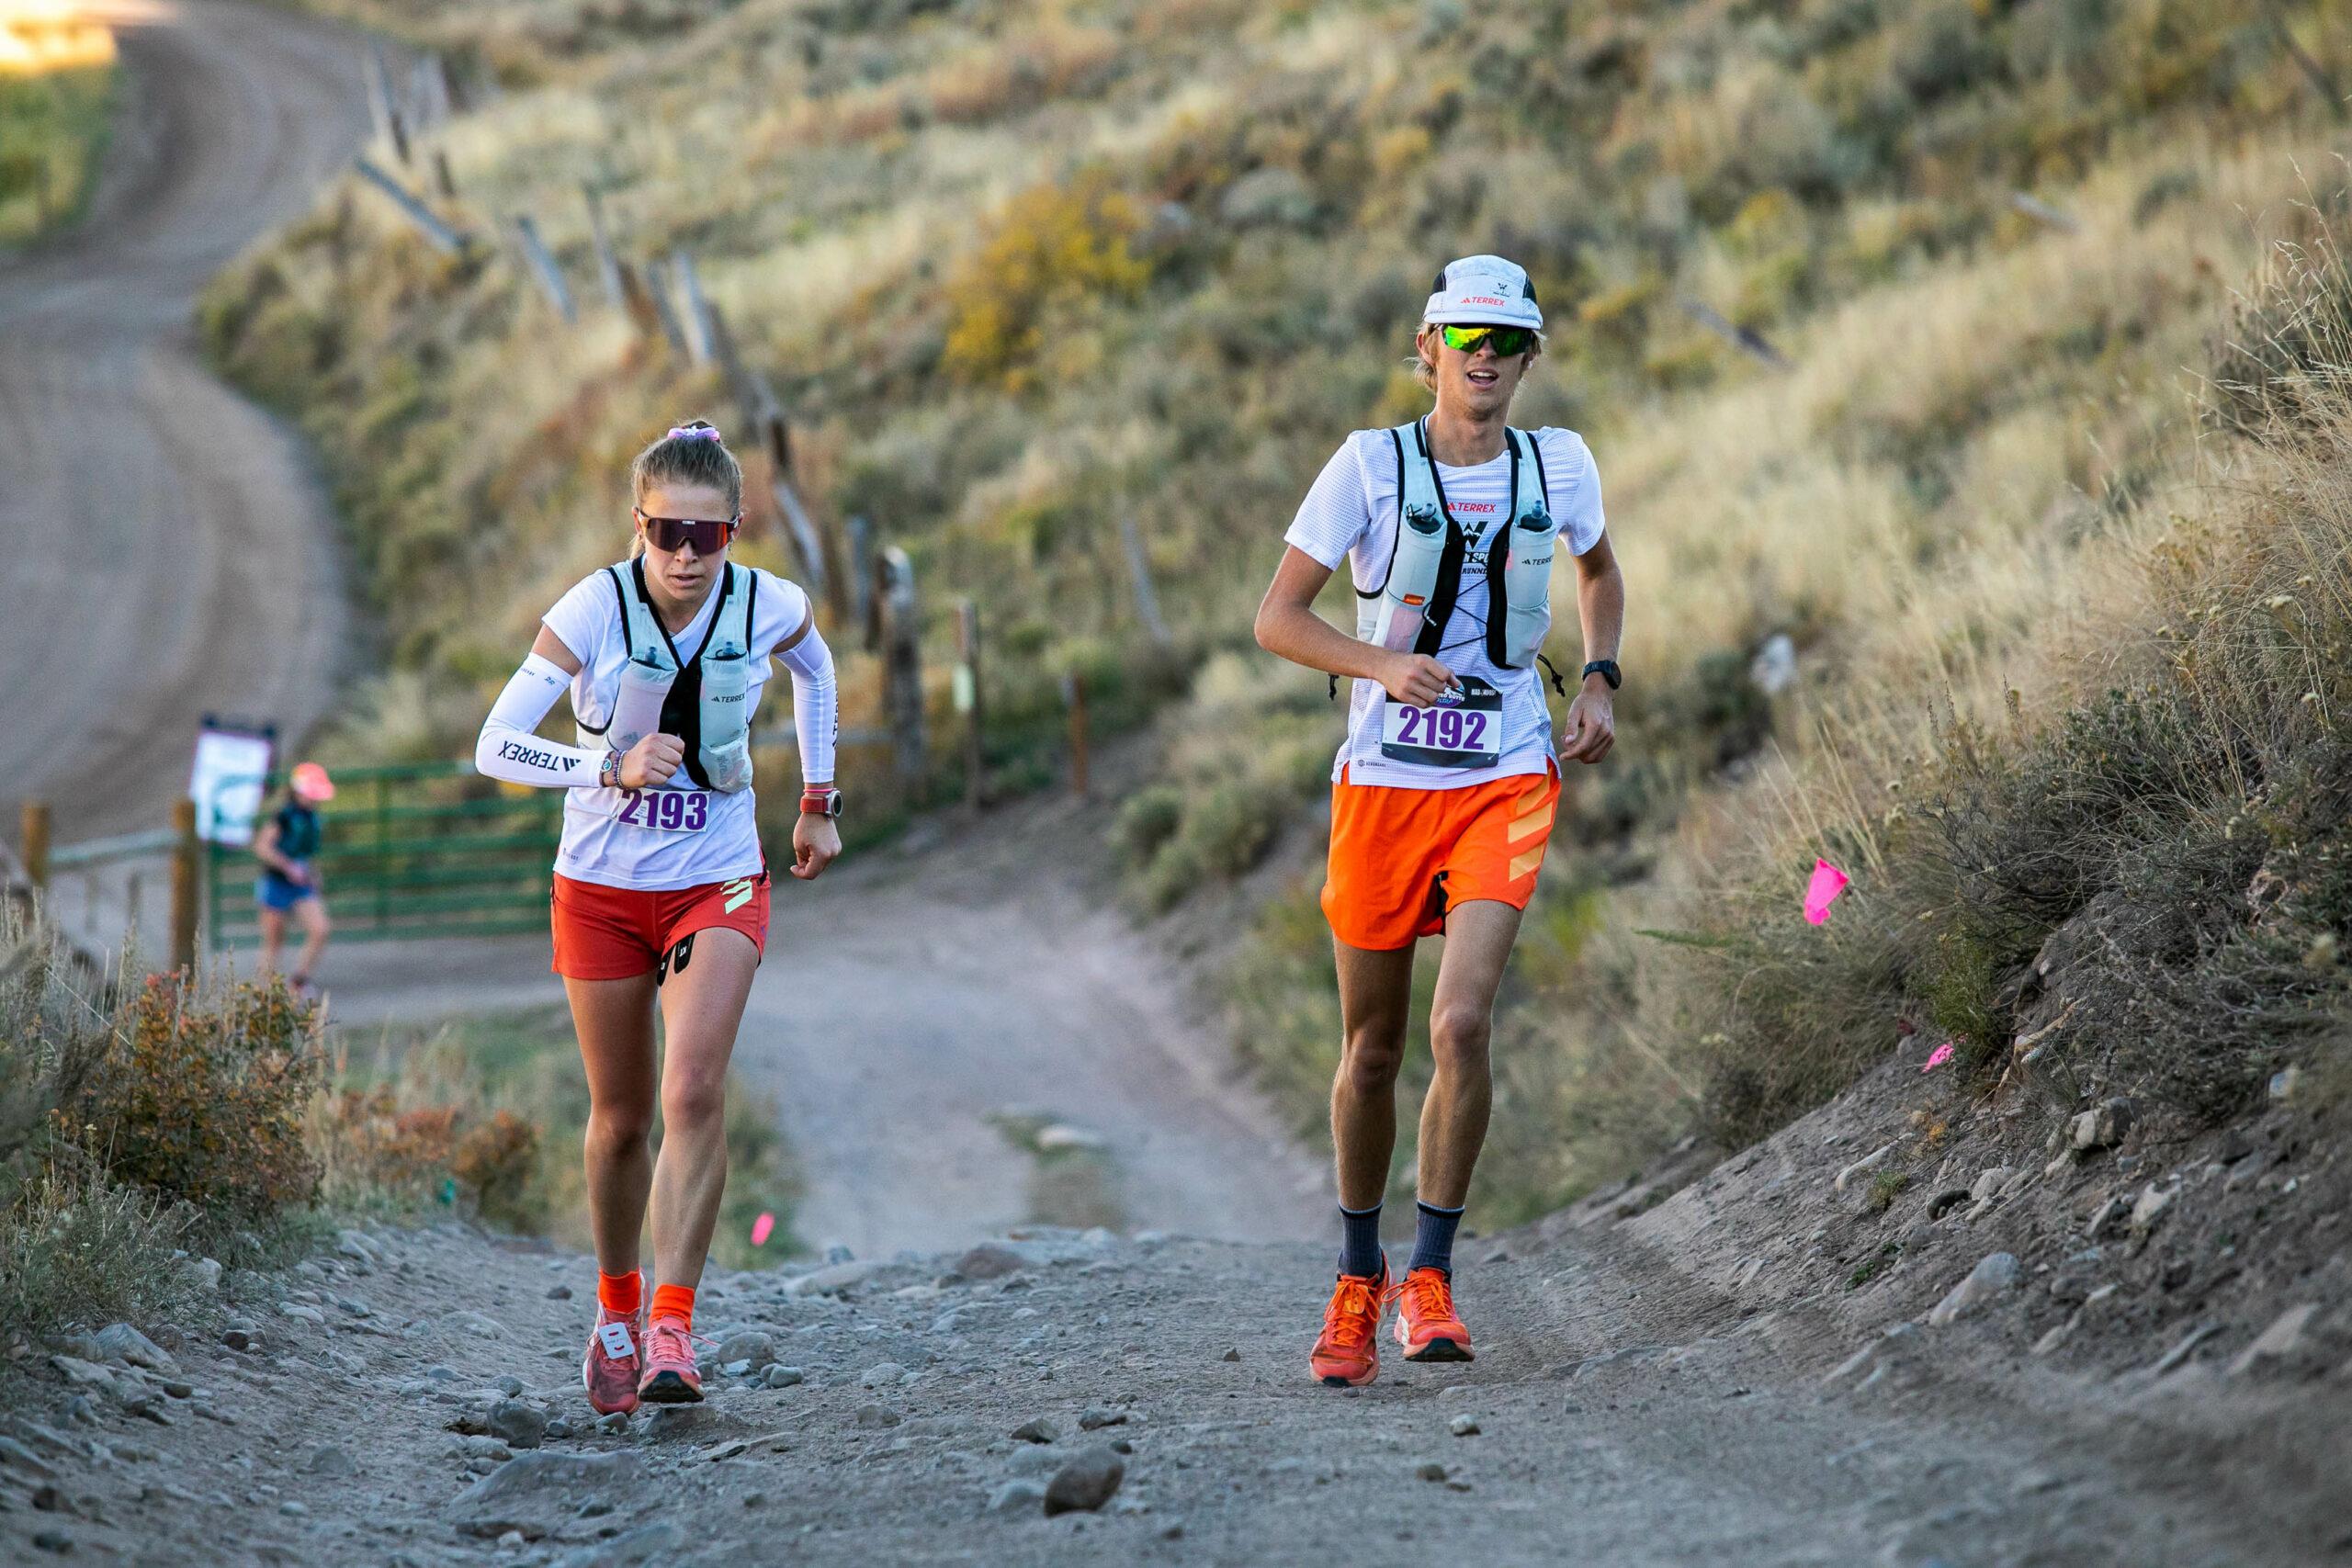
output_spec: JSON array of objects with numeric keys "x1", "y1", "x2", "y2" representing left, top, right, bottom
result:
[
  {"x1": 1043, "y1": 1445, "x2": 1125, "y2": 1516},
  {"x1": 859, "y1": 1362, "x2": 907, "y2": 1388},
  {"x1": 1927, "y1": 1252, "x2": 2019, "y2": 1327},
  {"x1": 2228, "y1": 1303, "x2": 2318, "y2": 1376},
  {"x1": 763, "y1": 1365, "x2": 804, "y2": 1389},
  {"x1": 1012, "y1": 1417, "x2": 1059, "y2": 1444},
  {"x1": 305, "y1": 1445, "x2": 356, "y2": 1477},
  {"x1": 1077, "y1": 1408, "x2": 1127, "y2": 1430},
  {"x1": 952, "y1": 1245, "x2": 1027, "y2": 1281},
  {"x1": 1969, "y1": 1167, "x2": 2014, "y2": 1202},
  {"x1": 2070, "y1": 1098, "x2": 2137, "y2": 1152},
  {"x1": 487, "y1": 1400, "x2": 548, "y2": 1450},
  {"x1": 715, "y1": 1331, "x2": 775, "y2": 1366},
  {"x1": 95, "y1": 1325, "x2": 176, "y2": 1373},
  {"x1": 2129, "y1": 1182, "x2": 2177, "y2": 1235},
  {"x1": 447, "y1": 1452, "x2": 643, "y2": 1540}
]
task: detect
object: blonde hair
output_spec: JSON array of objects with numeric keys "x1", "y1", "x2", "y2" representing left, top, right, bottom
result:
[{"x1": 629, "y1": 419, "x2": 743, "y2": 513}]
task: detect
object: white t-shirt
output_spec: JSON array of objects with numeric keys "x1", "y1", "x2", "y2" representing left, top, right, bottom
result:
[
  {"x1": 539, "y1": 563, "x2": 813, "y2": 890},
  {"x1": 1284, "y1": 424, "x2": 1606, "y2": 790}
]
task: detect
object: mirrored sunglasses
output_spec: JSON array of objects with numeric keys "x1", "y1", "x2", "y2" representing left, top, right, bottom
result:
[
  {"x1": 635, "y1": 509, "x2": 740, "y2": 554},
  {"x1": 1439, "y1": 323, "x2": 1536, "y2": 356}
]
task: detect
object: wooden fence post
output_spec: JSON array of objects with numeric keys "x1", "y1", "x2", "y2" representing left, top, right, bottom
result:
[
  {"x1": 640, "y1": 258, "x2": 688, "y2": 352},
  {"x1": 19, "y1": 801, "x2": 49, "y2": 890},
  {"x1": 170, "y1": 798, "x2": 198, "y2": 975},
  {"x1": 878, "y1": 547, "x2": 926, "y2": 791},
  {"x1": 673, "y1": 253, "x2": 716, "y2": 364},
  {"x1": 365, "y1": 46, "x2": 410, "y2": 165},
  {"x1": 582, "y1": 185, "x2": 624, "y2": 310},
  {"x1": 511, "y1": 215, "x2": 577, "y2": 321},
  {"x1": 1064, "y1": 673, "x2": 1091, "y2": 800},
  {"x1": 1120, "y1": 513, "x2": 1172, "y2": 647},
  {"x1": 846, "y1": 515, "x2": 876, "y2": 643},
  {"x1": 354, "y1": 157, "x2": 469, "y2": 254},
  {"x1": 956, "y1": 599, "x2": 985, "y2": 810}
]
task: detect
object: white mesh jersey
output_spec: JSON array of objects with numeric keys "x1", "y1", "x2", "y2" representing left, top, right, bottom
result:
[
  {"x1": 1284, "y1": 424, "x2": 1606, "y2": 790},
  {"x1": 539, "y1": 566, "x2": 812, "y2": 890}
]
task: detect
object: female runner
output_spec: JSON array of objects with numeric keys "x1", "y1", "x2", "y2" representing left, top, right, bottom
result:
[{"x1": 473, "y1": 421, "x2": 842, "y2": 1411}]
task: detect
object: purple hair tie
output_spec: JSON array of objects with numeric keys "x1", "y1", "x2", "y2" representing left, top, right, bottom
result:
[{"x1": 667, "y1": 424, "x2": 721, "y2": 442}]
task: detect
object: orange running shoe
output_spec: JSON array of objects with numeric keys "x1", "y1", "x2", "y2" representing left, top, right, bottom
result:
[
  {"x1": 1393, "y1": 1266, "x2": 1474, "y2": 1362},
  {"x1": 636, "y1": 1317, "x2": 705, "y2": 1404},
  {"x1": 582, "y1": 1303, "x2": 645, "y2": 1416},
  {"x1": 1309, "y1": 1264, "x2": 1389, "y2": 1388}
]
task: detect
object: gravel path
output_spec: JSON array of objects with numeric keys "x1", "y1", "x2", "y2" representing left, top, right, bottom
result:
[{"x1": 1, "y1": 1212, "x2": 2330, "y2": 1566}]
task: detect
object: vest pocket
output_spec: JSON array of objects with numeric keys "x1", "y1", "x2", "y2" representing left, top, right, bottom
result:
[
  {"x1": 1501, "y1": 509, "x2": 1557, "y2": 668},
  {"x1": 697, "y1": 646, "x2": 753, "y2": 792}
]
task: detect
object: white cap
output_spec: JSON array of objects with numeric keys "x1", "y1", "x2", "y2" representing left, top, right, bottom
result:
[{"x1": 1422, "y1": 254, "x2": 1543, "y2": 331}]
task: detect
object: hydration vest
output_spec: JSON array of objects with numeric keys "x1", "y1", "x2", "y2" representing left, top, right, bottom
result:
[
  {"x1": 1355, "y1": 419, "x2": 1559, "y2": 681},
  {"x1": 574, "y1": 557, "x2": 757, "y2": 793}
]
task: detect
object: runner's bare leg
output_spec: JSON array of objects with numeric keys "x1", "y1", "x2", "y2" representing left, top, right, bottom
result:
[
  {"x1": 1329, "y1": 939, "x2": 1418, "y2": 1212},
  {"x1": 1418, "y1": 899, "x2": 1522, "y2": 1208},
  {"x1": 568, "y1": 973, "x2": 660, "y2": 1278},
  {"x1": 649, "y1": 928, "x2": 758, "y2": 1291}
]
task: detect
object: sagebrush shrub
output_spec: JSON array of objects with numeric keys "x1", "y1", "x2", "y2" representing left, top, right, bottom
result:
[{"x1": 67, "y1": 976, "x2": 324, "y2": 1222}]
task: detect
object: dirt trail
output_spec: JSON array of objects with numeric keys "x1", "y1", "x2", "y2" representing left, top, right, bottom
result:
[
  {"x1": 321, "y1": 788, "x2": 1329, "y2": 1258},
  {"x1": 0, "y1": 0, "x2": 363, "y2": 852},
  {"x1": 2, "y1": 1201, "x2": 2332, "y2": 1566}
]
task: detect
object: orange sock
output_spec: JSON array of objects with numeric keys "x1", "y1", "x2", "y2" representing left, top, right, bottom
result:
[
  {"x1": 650, "y1": 1282, "x2": 695, "y2": 1328},
  {"x1": 596, "y1": 1269, "x2": 641, "y2": 1316}
]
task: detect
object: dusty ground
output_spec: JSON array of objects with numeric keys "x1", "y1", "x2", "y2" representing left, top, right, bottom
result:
[{"x1": 2, "y1": 1142, "x2": 2338, "y2": 1568}]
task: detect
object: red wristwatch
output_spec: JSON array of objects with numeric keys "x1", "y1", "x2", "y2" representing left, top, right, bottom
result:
[{"x1": 799, "y1": 785, "x2": 842, "y2": 819}]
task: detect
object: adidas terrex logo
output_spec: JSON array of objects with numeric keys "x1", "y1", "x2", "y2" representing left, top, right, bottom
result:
[{"x1": 499, "y1": 740, "x2": 577, "y2": 772}]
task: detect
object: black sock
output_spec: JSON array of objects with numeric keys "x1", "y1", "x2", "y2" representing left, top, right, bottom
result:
[
  {"x1": 1407, "y1": 1201, "x2": 1464, "y2": 1277},
  {"x1": 1338, "y1": 1203, "x2": 1385, "y2": 1280}
]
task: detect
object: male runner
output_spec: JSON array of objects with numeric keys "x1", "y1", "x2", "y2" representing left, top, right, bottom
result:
[{"x1": 1253, "y1": 254, "x2": 1624, "y2": 1385}]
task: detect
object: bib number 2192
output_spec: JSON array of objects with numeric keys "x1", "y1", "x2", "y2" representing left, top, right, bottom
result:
[
  {"x1": 614, "y1": 789, "x2": 709, "y2": 831},
  {"x1": 1380, "y1": 675, "x2": 1502, "y2": 769}
]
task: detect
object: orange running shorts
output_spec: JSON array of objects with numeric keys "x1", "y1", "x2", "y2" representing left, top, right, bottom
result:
[
  {"x1": 549, "y1": 870, "x2": 771, "y2": 980},
  {"x1": 1320, "y1": 762, "x2": 1560, "y2": 952}
]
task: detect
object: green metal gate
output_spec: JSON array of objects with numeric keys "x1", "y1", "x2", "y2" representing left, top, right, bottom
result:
[{"x1": 207, "y1": 761, "x2": 563, "y2": 949}]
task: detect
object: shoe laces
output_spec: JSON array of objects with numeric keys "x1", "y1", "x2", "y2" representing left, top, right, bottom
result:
[
  {"x1": 1321, "y1": 1276, "x2": 1383, "y2": 1349},
  {"x1": 1399, "y1": 1269, "x2": 1456, "y2": 1324},
  {"x1": 644, "y1": 1317, "x2": 708, "y2": 1368}
]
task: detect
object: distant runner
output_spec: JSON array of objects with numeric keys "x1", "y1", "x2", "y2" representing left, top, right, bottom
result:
[
  {"x1": 1253, "y1": 256, "x2": 1624, "y2": 1386},
  {"x1": 253, "y1": 761, "x2": 335, "y2": 997},
  {"x1": 473, "y1": 421, "x2": 842, "y2": 1414}
]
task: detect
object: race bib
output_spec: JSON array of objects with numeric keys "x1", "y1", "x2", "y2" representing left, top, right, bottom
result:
[
  {"x1": 610, "y1": 788, "x2": 711, "y2": 832},
  {"x1": 1380, "y1": 675, "x2": 1502, "y2": 768}
]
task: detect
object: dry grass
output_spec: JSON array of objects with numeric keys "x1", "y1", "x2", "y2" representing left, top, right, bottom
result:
[{"x1": 209, "y1": 0, "x2": 2352, "y2": 1213}]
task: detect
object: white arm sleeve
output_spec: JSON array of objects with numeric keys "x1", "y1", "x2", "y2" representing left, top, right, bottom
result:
[
  {"x1": 475, "y1": 654, "x2": 607, "y2": 788},
  {"x1": 775, "y1": 622, "x2": 837, "y2": 784}
]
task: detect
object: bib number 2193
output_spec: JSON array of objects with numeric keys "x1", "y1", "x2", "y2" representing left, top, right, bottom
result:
[
  {"x1": 1380, "y1": 675, "x2": 1502, "y2": 769},
  {"x1": 614, "y1": 789, "x2": 709, "y2": 831}
]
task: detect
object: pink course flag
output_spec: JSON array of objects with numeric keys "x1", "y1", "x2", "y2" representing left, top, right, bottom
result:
[
  {"x1": 1803, "y1": 859, "x2": 1850, "y2": 926},
  {"x1": 750, "y1": 1212, "x2": 775, "y2": 1247}
]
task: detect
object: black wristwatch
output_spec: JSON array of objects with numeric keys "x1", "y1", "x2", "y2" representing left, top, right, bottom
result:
[{"x1": 1582, "y1": 660, "x2": 1623, "y2": 691}]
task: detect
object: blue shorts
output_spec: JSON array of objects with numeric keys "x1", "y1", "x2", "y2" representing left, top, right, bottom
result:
[{"x1": 255, "y1": 873, "x2": 317, "y2": 911}]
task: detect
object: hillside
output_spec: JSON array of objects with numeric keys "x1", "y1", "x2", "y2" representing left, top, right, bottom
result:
[{"x1": 198, "y1": 0, "x2": 2352, "y2": 1211}]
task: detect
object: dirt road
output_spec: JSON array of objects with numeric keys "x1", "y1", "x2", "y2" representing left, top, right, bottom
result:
[{"x1": 0, "y1": 1, "x2": 363, "y2": 843}]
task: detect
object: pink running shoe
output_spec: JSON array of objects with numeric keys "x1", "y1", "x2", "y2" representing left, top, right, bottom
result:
[
  {"x1": 582, "y1": 1303, "x2": 644, "y2": 1416},
  {"x1": 636, "y1": 1317, "x2": 705, "y2": 1404}
]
